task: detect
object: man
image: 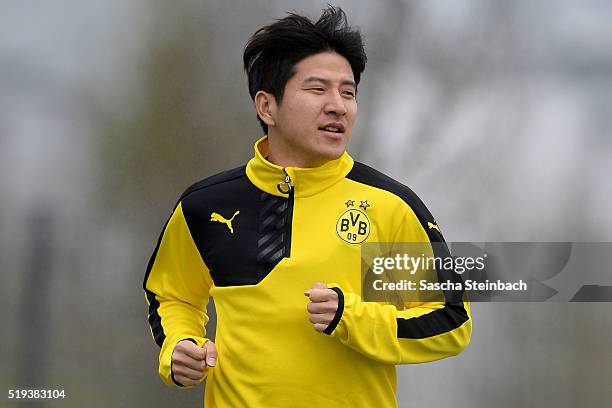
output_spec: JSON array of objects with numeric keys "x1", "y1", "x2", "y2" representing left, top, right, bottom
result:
[{"x1": 144, "y1": 6, "x2": 471, "y2": 407}]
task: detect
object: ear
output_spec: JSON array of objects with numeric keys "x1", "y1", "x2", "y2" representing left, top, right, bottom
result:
[{"x1": 254, "y1": 91, "x2": 276, "y2": 128}]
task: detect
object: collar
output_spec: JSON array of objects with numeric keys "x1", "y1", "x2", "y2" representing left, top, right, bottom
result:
[{"x1": 245, "y1": 135, "x2": 354, "y2": 198}]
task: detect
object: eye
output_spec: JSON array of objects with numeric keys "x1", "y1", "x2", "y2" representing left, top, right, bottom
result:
[
  {"x1": 307, "y1": 87, "x2": 325, "y2": 93},
  {"x1": 342, "y1": 90, "x2": 356, "y2": 98}
]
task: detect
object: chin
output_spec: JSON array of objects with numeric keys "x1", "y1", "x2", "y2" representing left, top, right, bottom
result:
[{"x1": 315, "y1": 145, "x2": 346, "y2": 162}]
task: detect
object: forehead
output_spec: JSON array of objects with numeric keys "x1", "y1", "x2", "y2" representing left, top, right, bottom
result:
[{"x1": 291, "y1": 52, "x2": 355, "y2": 83}]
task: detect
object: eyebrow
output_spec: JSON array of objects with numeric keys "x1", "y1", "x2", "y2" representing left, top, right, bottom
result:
[{"x1": 303, "y1": 76, "x2": 357, "y2": 89}]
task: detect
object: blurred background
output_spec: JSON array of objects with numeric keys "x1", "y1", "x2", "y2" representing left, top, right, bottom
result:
[{"x1": 1, "y1": 0, "x2": 611, "y2": 406}]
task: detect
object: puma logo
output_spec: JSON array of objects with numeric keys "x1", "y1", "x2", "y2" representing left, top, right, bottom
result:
[
  {"x1": 427, "y1": 222, "x2": 441, "y2": 233},
  {"x1": 210, "y1": 211, "x2": 240, "y2": 234}
]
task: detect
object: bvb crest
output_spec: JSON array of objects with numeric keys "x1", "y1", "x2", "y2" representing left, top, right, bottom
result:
[{"x1": 336, "y1": 200, "x2": 371, "y2": 244}]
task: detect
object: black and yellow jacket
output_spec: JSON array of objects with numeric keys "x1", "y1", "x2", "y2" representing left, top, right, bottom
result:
[{"x1": 144, "y1": 136, "x2": 471, "y2": 407}]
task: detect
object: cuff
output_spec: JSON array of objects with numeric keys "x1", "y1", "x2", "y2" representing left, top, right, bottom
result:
[{"x1": 323, "y1": 286, "x2": 345, "y2": 335}]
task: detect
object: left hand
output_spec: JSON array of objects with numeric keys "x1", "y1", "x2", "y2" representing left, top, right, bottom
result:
[{"x1": 304, "y1": 282, "x2": 339, "y2": 332}]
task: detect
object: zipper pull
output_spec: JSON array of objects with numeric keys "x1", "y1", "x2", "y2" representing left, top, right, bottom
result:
[{"x1": 277, "y1": 168, "x2": 293, "y2": 194}]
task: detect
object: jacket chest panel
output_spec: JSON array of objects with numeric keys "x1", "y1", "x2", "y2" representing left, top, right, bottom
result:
[{"x1": 182, "y1": 177, "x2": 293, "y2": 287}]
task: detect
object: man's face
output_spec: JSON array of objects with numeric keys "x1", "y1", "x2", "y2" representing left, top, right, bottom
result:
[{"x1": 267, "y1": 51, "x2": 358, "y2": 167}]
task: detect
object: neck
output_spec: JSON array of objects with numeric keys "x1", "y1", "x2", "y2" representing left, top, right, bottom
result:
[{"x1": 266, "y1": 134, "x2": 328, "y2": 168}]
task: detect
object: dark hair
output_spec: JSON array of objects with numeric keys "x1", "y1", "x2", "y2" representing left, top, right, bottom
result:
[{"x1": 243, "y1": 5, "x2": 367, "y2": 134}]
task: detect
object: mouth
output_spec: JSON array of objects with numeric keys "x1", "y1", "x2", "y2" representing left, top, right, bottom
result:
[{"x1": 318, "y1": 123, "x2": 346, "y2": 136}]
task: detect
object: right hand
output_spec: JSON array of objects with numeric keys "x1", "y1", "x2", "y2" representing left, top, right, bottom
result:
[{"x1": 171, "y1": 339, "x2": 217, "y2": 386}]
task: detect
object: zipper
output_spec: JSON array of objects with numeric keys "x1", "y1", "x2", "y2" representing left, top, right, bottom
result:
[{"x1": 277, "y1": 169, "x2": 294, "y2": 258}]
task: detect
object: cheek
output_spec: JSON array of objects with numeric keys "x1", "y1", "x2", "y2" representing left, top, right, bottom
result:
[
  {"x1": 286, "y1": 100, "x2": 319, "y2": 123},
  {"x1": 346, "y1": 104, "x2": 358, "y2": 125}
]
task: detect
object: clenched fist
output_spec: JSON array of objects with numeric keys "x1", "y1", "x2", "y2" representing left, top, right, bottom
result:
[
  {"x1": 304, "y1": 282, "x2": 339, "y2": 332},
  {"x1": 171, "y1": 339, "x2": 217, "y2": 386}
]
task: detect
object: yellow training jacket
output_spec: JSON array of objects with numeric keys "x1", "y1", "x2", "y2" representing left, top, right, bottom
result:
[{"x1": 144, "y1": 136, "x2": 471, "y2": 407}]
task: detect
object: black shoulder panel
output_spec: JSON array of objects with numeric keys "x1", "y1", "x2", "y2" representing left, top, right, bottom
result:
[
  {"x1": 179, "y1": 165, "x2": 247, "y2": 203},
  {"x1": 346, "y1": 161, "x2": 469, "y2": 338},
  {"x1": 143, "y1": 166, "x2": 246, "y2": 293},
  {"x1": 346, "y1": 161, "x2": 439, "y2": 241},
  {"x1": 180, "y1": 165, "x2": 290, "y2": 287}
]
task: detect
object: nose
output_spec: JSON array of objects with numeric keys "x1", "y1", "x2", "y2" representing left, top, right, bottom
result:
[{"x1": 324, "y1": 90, "x2": 347, "y2": 116}]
